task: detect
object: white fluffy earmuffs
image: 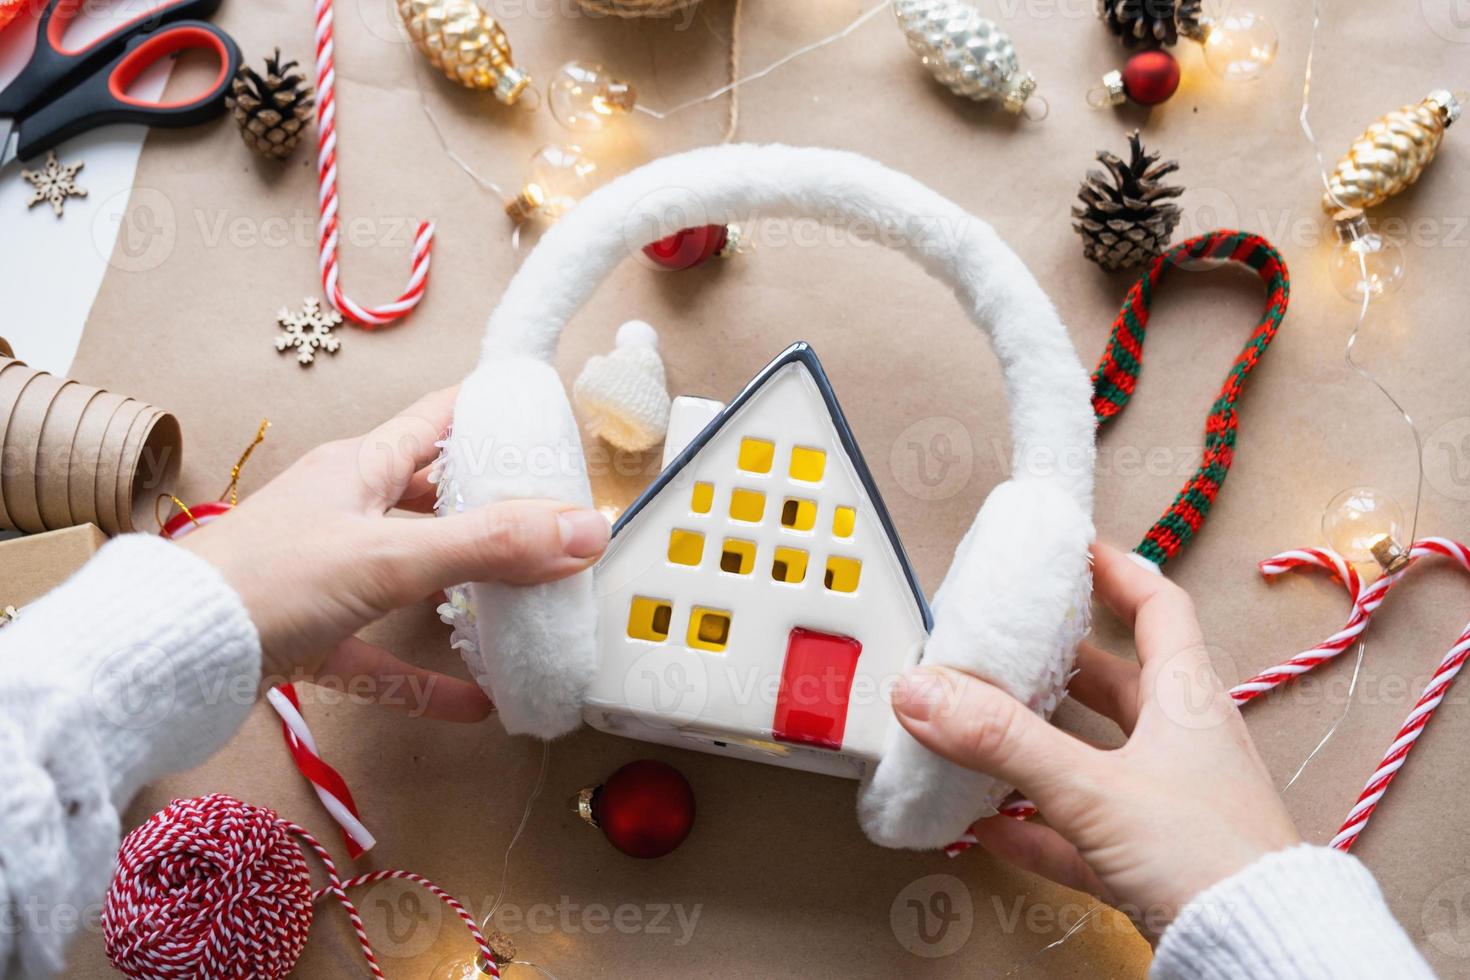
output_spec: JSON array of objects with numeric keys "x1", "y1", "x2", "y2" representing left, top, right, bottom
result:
[{"x1": 437, "y1": 144, "x2": 1096, "y2": 850}]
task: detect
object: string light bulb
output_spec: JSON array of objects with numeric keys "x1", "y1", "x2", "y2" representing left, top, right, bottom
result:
[
  {"x1": 1188, "y1": 11, "x2": 1279, "y2": 82},
  {"x1": 549, "y1": 61, "x2": 637, "y2": 133},
  {"x1": 1323, "y1": 486, "x2": 1409, "y2": 572},
  {"x1": 506, "y1": 145, "x2": 598, "y2": 223},
  {"x1": 428, "y1": 957, "x2": 496, "y2": 980},
  {"x1": 1328, "y1": 208, "x2": 1406, "y2": 302},
  {"x1": 429, "y1": 929, "x2": 516, "y2": 980}
]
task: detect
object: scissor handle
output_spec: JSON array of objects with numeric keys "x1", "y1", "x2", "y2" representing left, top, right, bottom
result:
[
  {"x1": 13, "y1": 21, "x2": 241, "y2": 161},
  {"x1": 0, "y1": 0, "x2": 224, "y2": 119}
]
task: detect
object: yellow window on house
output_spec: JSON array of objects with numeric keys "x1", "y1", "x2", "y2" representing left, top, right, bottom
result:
[
  {"x1": 832, "y1": 506, "x2": 856, "y2": 538},
  {"x1": 691, "y1": 481, "x2": 714, "y2": 514},
  {"x1": 771, "y1": 547, "x2": 809, "y2": 584},
  {"x1": 729, "y1": 488, "x2": 766, "y2": 523},
  {"x1": 737, "y1": 437, "x2": 775, "y2": 474},
  {"x1": 720, "y1": 538, "x2": 756, "y2": 575},
  {"x1": 627, "y1": 596, "x2": 673, "y2": 641},
  {"x1": 824, "y1": 556, "x2": 862, "y2": 593},
  {"x1": 781, "y1": 497, "x2": 817, "y2": 532},
  {"x1": 667, "y1": 529, "x2": 705, "y2": 567},
  {"x1": 687, "y1": 607, "x2": 733, "y2": 652},
  {"x1": 789, "y1": 446, "x2": 826, "y2": 483}
]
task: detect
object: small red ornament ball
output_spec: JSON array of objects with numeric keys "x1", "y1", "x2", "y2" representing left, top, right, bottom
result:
[
  {"x1": 1122, "y1": 49, "x2": 1180, "y2": 106},
  {"x1": 159, "y1": 500, "x2": 234, "y2": 540},
  {"x1": 642, "y1": 224, "x2": 730, "y2": 271},
  {"x1": 587, "y1": 760, "x2": 695, "y2": 858}
]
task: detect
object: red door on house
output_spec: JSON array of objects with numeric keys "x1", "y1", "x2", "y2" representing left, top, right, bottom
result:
[{"x1": 773, "y1": 627, "x2": 864, "y2": 751}]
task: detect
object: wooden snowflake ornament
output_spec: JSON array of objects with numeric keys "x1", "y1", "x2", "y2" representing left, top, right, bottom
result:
[
  {"x1": 21, "y1": 152, "x2": 88, "y2": 217},
  {"x1": 275, "y1": 298, "x2": 343, "y2": 365}
]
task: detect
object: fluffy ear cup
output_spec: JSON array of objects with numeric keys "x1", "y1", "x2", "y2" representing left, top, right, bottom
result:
[
  {"x1": 443, "y1": 358, "x2": 597, "y2": 738},
  {"x1": 859, "y1": 480, "x2": 1094, "y2": 849}
]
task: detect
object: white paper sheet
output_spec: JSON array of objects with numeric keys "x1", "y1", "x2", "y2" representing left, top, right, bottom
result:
[{"x1": 0, "y1": 5, "x2": 171, "y2": 375}]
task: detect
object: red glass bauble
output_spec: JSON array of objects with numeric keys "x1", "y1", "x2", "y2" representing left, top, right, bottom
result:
[
  {"x1": 642, "y1": 225, "x2": 730, "y2": 271},
  {"x1": 159, "y1": 500, "x2": 235, "y2": 540},
  {"x1": 585, "y1": 760, "x2": 694, "y2": 858},
  {"x1": 1121, "y1": 49, "x2": 1180, "y2": 106}
]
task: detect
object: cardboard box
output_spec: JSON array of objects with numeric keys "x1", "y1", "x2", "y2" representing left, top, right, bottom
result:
[{"x1": 0, "y1": 523, "x2": 106, "y2": 608}]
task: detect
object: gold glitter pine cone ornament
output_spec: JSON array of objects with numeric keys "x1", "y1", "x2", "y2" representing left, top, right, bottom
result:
[
  {"x1": 397, "y1": 0, "x2": 530, "y2": 104},
  {"x1": 1322, "y1": 90, "x2": 1461, "y2": 215},
  {"x1": 894, "y1": 0, "x2": 1037, "y2": 114}
]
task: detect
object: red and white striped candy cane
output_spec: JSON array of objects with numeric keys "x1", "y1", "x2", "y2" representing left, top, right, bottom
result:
[
  {"x1": 1325, "y1": 538, "x2": 1470, "y2": 850},
  {"x1": 268, "y1": 683, "x2": 377, "y2": 858},
  {"x1": 1233, "y1": 539, "x2": 1470, "y2": 707},
  {"x1": 1331, "y1": 618, "x2": 1470, "y2": 850},
  {"x1": 1228, "y1": 547, "x2": 1400, "y2": 703},
  {"x1": 314, "y1": 0, "x2": 434, "y2": 327},
  {"x1": 947, "y1": 538, "x2": 1470, "y2": 857}
]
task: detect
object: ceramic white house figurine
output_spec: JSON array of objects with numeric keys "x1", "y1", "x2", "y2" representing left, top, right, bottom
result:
[{"x1": 583, "y1": 344, "x2": 932, "y2": 779}]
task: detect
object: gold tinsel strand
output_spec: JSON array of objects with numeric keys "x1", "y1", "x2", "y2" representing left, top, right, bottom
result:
[
  {"x1": 397, "y1": 0, "x2": 530, "y2": 104},
  {"x1": 1322, "y1": 90, "x2": 1460, "y2": 215}
]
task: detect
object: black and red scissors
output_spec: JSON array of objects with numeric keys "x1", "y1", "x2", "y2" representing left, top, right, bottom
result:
[{"x1": 0, "y1": 0, "x2": 240, "y2": 167}]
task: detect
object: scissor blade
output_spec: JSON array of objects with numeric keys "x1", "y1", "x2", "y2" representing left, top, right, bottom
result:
[{"x1": 0, "y1": 119, "x2": 16, "y2": 169}]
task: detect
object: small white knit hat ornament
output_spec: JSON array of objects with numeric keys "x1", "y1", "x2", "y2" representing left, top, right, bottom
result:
[{"x1": 572, "y1": 320, "x2": 672, "y2": 452}]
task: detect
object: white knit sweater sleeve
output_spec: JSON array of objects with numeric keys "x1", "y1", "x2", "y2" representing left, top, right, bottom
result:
[
  {"x1": 1151, "y1": 843, "x2": 1436, "y2": 979},
  {"x1": 0, "y1": 534, "x2": 260, "y2": 980}
]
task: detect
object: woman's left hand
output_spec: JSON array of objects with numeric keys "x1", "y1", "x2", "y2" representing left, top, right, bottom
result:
[{"x1": 178, "y1": 386, "x2": 610, "y2": 722}]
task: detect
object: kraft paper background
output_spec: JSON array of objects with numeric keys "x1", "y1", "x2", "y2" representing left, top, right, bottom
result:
[{"x1": 58, "y1": 0, "x2": 1470, "y2": 975}]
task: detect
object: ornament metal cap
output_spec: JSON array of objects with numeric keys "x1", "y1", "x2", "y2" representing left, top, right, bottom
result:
[
  {"x1": 1370, "y1": 534, "x2": 1410, "y2": 574},
  {"x1": 1331, "y1": 207, "x2": 1372, "y2": 245},
  {"x1": 1089, "y1": 69, "x2": 1128, "y2": 108},
  {"x1": 506, "y1": 183, "x2": 546, "y2": 223},
  {"x1": 1002, "y1": 71, "x2": 1038, "y2": 115},
  {"x1": 1426, "y1": 89, "x2": 1462, "y2": 127},
  {"x1": 495, "y1": 66, "x2": 532, "y2": 106},
  {"x1": 604, "y1": 79, "x2": 637, "y2": 115},
  {"x1": 573, "y1": 786, "x2": 597, "y2": 825},
  {"x1": 718, "y1": 222, "x2": 743, "y2": 257}
]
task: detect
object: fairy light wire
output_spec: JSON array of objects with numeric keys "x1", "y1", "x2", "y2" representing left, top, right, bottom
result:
[
  {"x1": 633, "y1": 0, "x2": 893, "y2": 121},
  {"x1": 1299, "y1": 0, "x2": 1426, "y2": 548},
  {"x1": 484, "y1": 741, "x2": 551, "y2": 927},
  {"x1": 1279, "y1": 0, "x2": 1427, "y2": 791},
  {"x1": 414, "y1": 0, "x2": 884, "y2": 244}
]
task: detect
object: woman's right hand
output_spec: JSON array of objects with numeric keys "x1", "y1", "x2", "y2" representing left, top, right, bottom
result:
[{"x1": 889, "y1": 541, "x2": 1301, "y2": 939}]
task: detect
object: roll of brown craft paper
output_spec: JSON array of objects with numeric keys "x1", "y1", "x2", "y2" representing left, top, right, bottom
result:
[
  {"x1": 37, "y1": 380, "x2": 91, "y2": 528},
  {"x1": 0, "y1": 352, "x2": 183, "y2": 536},
  {"x1": 68, "y1": 390, "x2": 127, "y2": 528}
]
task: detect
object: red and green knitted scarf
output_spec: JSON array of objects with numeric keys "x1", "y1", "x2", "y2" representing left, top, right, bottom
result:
[{"x1": 1092, "y1": 230, "x2": 1290, "y2": 568}]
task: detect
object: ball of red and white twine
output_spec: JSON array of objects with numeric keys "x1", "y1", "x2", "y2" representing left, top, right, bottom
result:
[
  {"x1": 949, "y1": 537, "x2": 1470, "y2": 857},
  {"x1": 103, "y1": 794, "x2": 495, "y2": 980},
  {"x1": 313, "y1": 0, "x2": 433, "y2": 327}
]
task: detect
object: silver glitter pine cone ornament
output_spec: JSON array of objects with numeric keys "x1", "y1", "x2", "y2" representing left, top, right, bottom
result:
[{"x1": 894, "y1": 0, "x2": 1037, "y2": 113}]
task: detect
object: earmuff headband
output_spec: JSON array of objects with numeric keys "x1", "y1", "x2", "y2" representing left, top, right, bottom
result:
[
  {"x1": 477, "y1": 143, "x2": 1096, "y2": 513},
  {"x1": 448, "y1": 146, "x2": 1096, "y2": 849}
]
